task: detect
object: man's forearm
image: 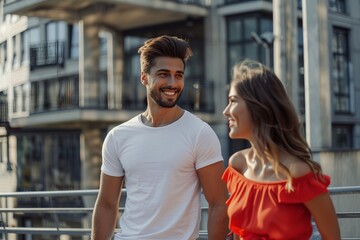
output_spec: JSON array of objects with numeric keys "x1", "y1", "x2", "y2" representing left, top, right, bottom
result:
[
  {"x1": 91, "y1": 205, "x2": 118, "y2": 240},
  {"x1": 207, "y1": 203, "x2": 229, "y2": 240}
]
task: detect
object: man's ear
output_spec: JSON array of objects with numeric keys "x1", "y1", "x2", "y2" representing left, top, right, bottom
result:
[{"x1": 141, "y1": 72, "x2": 147, "y2": 85}]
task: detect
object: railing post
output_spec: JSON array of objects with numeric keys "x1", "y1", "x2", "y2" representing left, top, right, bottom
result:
[{"x1": 0, "y1": 197, "x2": 7, "y2": 240}]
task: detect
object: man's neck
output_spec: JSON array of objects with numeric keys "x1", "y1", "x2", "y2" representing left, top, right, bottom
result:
[{"x1": 141, "y1": 106, "x2": 184, "y2": 127}]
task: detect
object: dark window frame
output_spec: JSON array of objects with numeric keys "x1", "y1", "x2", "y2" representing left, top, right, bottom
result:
[
  {"x1": 328, "y1": 0, "x2": 347, "y2": 14},
  {"x1": 332, "y1": 27, "x2": 351, "y2": 114},
  {"x1": 332, "y1": 124, "x2": 353, "y2": 149},
  {"x1": 226, "y1": 12, "x2": 273, "y2": 85}
]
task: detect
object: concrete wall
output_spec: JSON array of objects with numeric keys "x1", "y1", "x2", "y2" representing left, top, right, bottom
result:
[{"x1": 315, "y1": 150, "x2": 360, "y2": 238}]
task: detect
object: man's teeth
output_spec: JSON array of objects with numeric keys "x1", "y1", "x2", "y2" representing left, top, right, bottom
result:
[{"x1": 164, "y1": 91, "x2": 175, "y2": 96}]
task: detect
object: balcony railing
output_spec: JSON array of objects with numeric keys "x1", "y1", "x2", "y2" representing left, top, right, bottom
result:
[
  {"x1": 4, "y1": 0, "x2": 211, "y2": 7},
  {"x1": 30, "y1": 41, "x2": 65, "y2": 71},
  {"x1": 169, "y1": 0, "x2": 211, "y2": 6},
  {"x1": 27, "y1": 75, "x2": 215, "y2": 114},
  {"x1": 0, "y1": 186, "x2": 359, "y2": 239}
]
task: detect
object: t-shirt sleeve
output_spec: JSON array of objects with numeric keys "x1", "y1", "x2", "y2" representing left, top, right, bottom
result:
[
  {"x1": 101, "y1": 130, "x2": 125, "y2": 177},
  {"x1": 279, "y1": 173, "x2": 330, "y2": 203},
  {"x1": 195, "y1": 123, "x2": 224, "y2": 170}
]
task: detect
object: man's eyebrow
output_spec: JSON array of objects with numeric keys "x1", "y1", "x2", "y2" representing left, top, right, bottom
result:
[
  {"x1": 156, "y1": 69, "x2": 184, "y2": 74},
  {"x1": 156, "y1": 69, "x2": 170, "y2": 72}
]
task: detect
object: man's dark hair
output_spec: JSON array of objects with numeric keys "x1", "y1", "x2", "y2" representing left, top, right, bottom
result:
[{"x1": 138, "y1": 35, "x2": 193, "y2": 73}]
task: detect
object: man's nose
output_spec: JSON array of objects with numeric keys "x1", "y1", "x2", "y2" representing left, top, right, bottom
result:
[{"x1": 168, "y1": 75, "x2": 176, "y2": 84}]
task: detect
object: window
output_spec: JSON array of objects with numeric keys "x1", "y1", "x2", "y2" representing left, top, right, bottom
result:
[
  {"x1": 16, "y1": 131, "x2": 81, "y2": 191},
  {"x1": 12, "y1": 35, "x2": 18, "y2": 69},
  {"x1": 13, "y1": 84, "x2": 29, "y2": 113},
  {"x1": 332, "y1": 27, "x2": 351, "y2": 113},
  {"x1": 46, "y1": 21, "x2": 66, "y2": 42},
  {"x1": 51, "y1": 133, "x2": 81, "y2": 189},
  {"x1": 100, "y1": 34, "x2": 107, "y2": 56},
  {"x1": 227, "y1": 13, "x2": 273, "y2": 83},
  {"x1": 30, "y1": 82, "x2": 39, "y2": 112},
  {"x1": 0, "y1": 42, "x2": 3, "y2": 73},
  {"x1": 28, "y1": 27, "x2": 40, "y2": 45},
  {"x1": 99, "y1": 32, "x2": 108, "y2": 70},
  {"x1": 13, "y1": 86, "x2": 18, "y2": 113},
  {"x1": 332, "y1": 125, "x2": 353, "y2": 148},
  {"x1": 68, "y1": 23, "x2": 79, "y2": 59},
  {"x1": 0, "y1": 137, "x2": 5, "y2": 164},
  {"x1": 0, "y1": 91, "x2": 8, "y2": 123},
  {"x1": 20, "y1": 31, "x2": 28, "y2": 65},
  {"x1": 22, "y1": 84, "x2": 29, "y2": 112},
  {"x1": 298, "y1": 22, "x2": 305, "y2": 115},
  {"x1": 329, "y1": 0, "x2": 346, "y2": 13},
  {"x1": 46, "y1": 21, "x2": 66, "y2": 63},
  {"x1": 30, "y1": 76, "x2": 79, "y2": 113},
  {"x1": 0, "y1": 41, "x2": 7, "y2": 72},
  {"x1": 28, "y1": 27, "x2": 40, "y2": 67}
]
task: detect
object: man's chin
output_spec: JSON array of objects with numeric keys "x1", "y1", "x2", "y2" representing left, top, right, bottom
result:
[
  {"x1": 158, "y1": 99, "x2": 179, "y2": 108},
  {"x1": 160, "y1": 103, "x2": 177, "y2": 108}
]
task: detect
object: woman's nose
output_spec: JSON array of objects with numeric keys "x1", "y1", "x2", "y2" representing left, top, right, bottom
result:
[{"x1": 223, "y1": 104, "x2": 229, "y2": 116}]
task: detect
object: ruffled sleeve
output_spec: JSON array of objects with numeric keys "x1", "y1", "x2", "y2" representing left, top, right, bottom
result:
[
  {"x1": 222, "y1": 166, "x2": 231, "y2": 182},
  {"x1": 278, "y1": 173, "x2": 330, "y2": 203}
]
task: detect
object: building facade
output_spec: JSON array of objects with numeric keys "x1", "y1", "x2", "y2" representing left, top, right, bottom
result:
[{"x1": 1, "y1": 0, "x2": 360, "y2": 238}]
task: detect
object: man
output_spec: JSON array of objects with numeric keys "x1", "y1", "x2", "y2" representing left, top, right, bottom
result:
[{"x1": 91, "y1": 35, "x2": 228, "y2": 240}]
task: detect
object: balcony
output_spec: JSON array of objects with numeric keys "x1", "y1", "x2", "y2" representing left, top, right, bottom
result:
[
  {"x1": 3, "y1": 0, "x2": 209, "y2": 31},
  {"x1": 8, "y1": 72, "x2": 216, "y2": 127},
  {"x1": 0, "y1": 186, "x2": 359, "y2": 239},
  {"x1": 30, "y1": 41, "x2": 65, "y2": 71},
  {"x1": 27, "y1": 75, "x2": 215, "y2": 114}
]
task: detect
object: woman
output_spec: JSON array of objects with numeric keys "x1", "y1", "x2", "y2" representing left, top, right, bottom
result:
[{"x1": 222, "y1": 59, "x2": 340, "y2": 239}]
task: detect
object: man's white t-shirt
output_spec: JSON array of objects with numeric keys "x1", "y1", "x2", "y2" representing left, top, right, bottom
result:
[{"x1": 101, "y1": 110, "x2": 223, "y2": 240}]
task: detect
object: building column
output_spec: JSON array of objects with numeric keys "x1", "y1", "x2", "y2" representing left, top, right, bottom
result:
[
  {"x1": 204, "y1": 5, "x2": 231, "y2": 162},
  {"x1": 302, "y1": 0, "x2": 331, "y2": 149},
  {"x1": 78, "y1": 20, "x2": 101, "y2": 107},
  {"x1": 273, "y1": 0, "x2": 299, "y2": 112},
  {"x1": 79, "y1": 125, "x2": 102, "y2": 233},
  {"x1": 80, "y1": 126, "x2": 102, "y2": 190},
  {"x1": 204, "y1": 5, "x2": 227, "y2": 121},
  {"x1": 108, "y1": 31, "x2": 124, "y2": 109}
]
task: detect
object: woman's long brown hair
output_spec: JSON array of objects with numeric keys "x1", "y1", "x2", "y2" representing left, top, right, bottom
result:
[{"x1": 232, "y1": 59, "x2": 323, "y2": 191}]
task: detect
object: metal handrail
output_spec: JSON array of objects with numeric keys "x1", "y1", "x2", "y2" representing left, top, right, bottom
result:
[
  {"x1": 0, "y1": 186, "x2": 359, "y2": 238},
  {"x1": 0, "y1": 188, "x2": 209, "y2": 238},
  {"x1": 328, "y1": 186, "x2": 360, "y2": 195}
]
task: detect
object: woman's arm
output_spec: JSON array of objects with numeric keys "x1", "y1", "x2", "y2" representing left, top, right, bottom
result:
[{"x1": 304, "y1": 192, "x2": 340, "y2": 240}]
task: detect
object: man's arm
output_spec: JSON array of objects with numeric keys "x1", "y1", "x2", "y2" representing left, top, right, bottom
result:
[
  {"x1": 197, "y1": 161, "x2": 229, "y2": 240},
  {"x1": 91, "y1": 173, "x2": 124, "y2": 240}
]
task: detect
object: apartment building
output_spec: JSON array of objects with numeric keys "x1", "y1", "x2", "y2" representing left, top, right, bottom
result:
[{"x1": 1, "y1": 0, "x2": 359, "y2": 238}]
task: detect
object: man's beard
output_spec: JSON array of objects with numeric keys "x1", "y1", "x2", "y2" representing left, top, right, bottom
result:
[{"x1": 150, "y1": 88, "x2": 183, "y2": 108}]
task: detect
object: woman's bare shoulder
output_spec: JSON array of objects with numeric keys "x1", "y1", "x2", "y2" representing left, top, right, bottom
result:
[
  {"x1": 229, "y1": 148, "x2": 250, "y2": 173},
  {"x1": 282, "y1": 154, "x2": 312, "y2": 178}
]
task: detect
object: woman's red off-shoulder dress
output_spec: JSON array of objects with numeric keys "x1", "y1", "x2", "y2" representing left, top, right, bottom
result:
[{"x1": 222, "y1": 165, "x2": 330, "y2": 240}]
